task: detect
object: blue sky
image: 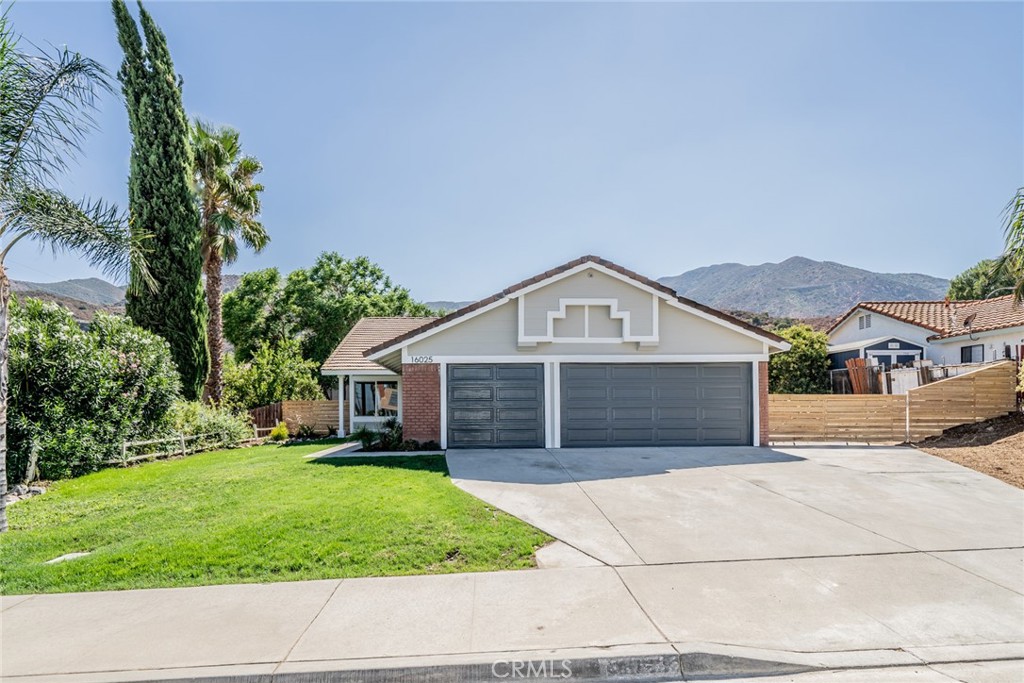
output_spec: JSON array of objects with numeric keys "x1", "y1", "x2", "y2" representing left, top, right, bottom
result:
[{"x1": 8, "y1": 1, "x2": 1023, "y2": 301}]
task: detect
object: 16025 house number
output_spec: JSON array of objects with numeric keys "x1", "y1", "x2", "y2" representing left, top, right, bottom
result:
[{"x1": 409, "y1": 355, "x2": 434, "y2": 364}]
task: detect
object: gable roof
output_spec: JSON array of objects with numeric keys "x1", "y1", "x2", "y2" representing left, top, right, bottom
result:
[
  {"x1": 826, "y1": 295, "x2": 1024, "y2": 340},
  {"x1": 363, "y1": 255, "x2": 787, "y2": 359},
  {"x1": 322, "y1": 316, "x2": 439, "y2": 373}
]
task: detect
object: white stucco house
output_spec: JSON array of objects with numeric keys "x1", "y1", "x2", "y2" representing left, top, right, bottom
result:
[
  {"x1": 322, "y1": 255, "x2": 791, "y2": 449},
  {"x1": 826, "y1": 295, "x2": 1024, "y2": 370}
]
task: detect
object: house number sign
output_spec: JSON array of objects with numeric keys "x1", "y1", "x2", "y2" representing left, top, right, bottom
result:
[{"x1": 409, "y1": 355, "x2": 434, "y2": 364}]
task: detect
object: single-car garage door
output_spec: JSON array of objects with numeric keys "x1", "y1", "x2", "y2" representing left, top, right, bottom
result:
[
  {"x1": 560, "y1": 363, "x2": 751, "y2": 447},
  {"x1": 447, "y1": 364, "x2": 545, "y2": 448}
]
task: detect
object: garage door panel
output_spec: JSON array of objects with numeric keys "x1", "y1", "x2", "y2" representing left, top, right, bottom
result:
[
  {"x1": 450, "y1": 408, "x2": 494, "y2": 422},
  {"x1": 656, "y1": 386, "x2": 700, "y2": 400},
  {"x1": 610, "y1": 365, "x2": 654, "y2": 380},
  {"x1": 701, "y1": 386, "x2": 744, "y2": 400},
  {"x1": 496, "y1": 365, "x2": 543, "y2": 381},
  {"x1": 611, "y1": 406, "x2": 656, "y2": 421},
  {"x1": 655, "y1": 365, "x2": 700, "y2": 380},
  {"x1": 565, "y1": 386, "x2": 609, "y2": 400},
  {"x1": 496, "y1": 408, "x2": 542, "y2": 421},
  {"x1": 657, "y1": 406, "x2": 699, "y2": 420},
  {"x1": 450, "y1": 366, "x2": 494, "y2": 381},
  {"x1": 560, "y1": 363, "x2": 751, "y2": 447},
  {"x1": 447, "y1": 364, "x2": 545, "y2": 449},
  {"x1": 451, "y1": 386, "x2": 494, "y2": 401},
  {"x1": 611, "y1": 386, "x2": 656, "y2": 400},
  {"x1": 701, "y1": 406, "x2": 744, "y2": 420},
  {"x1": 495, "y1": 386, "x2": 542, "y2": 401},
  {"x1": 700, "y1": 365, "x2": 745, "y2": 379}
]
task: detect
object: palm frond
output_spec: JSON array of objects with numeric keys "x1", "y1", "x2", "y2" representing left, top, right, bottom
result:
[
  {"x1": 994, "y1": 187, "x2": 1024, "y2": 303},
  {"x1": 0, "y1": 14, "x2": 114, "y2": 189},
  {"x1": 1, "y1": 183, "x2": 154, "y2": 292}
]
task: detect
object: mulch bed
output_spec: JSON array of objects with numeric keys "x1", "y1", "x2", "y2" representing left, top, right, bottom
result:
[{"x1": 915, "y1": 411, "x2": 1024, "y2": 489}]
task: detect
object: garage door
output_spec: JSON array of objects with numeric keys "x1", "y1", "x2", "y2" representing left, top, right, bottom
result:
[
  {"x1": 560, "y1": 363, "x2": 751, "y2": 447},
  {"x1": 447, "y1": 364, "x2": 545, "y2": 448}
]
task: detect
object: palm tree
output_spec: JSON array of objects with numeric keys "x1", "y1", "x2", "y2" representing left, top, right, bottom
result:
[
  {"x1": 0, "y1": 10, "x2": 151, "y2": 531},
  {"x1": 190, "y1": 120, "x2": 267, "y2": 404},
  {"x1": 996, "y1": 187, "x2": 1024, "y2": 303}
]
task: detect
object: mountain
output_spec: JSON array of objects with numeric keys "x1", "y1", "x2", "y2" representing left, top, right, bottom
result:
[
  {"x1": 11, "y1": 277, "x2": 126, "y2": 306},
  {"x1": 658, "y1": 257, "x2": 950, "y2": 318}
]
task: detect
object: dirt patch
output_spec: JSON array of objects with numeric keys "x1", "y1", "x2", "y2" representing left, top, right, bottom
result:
[{"x1": 915, "y1": 412, "x2": 1024, "y2": 489}]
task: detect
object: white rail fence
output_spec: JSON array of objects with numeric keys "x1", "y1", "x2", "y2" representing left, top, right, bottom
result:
[{"x1": 112, "y1": 428, "x2": 262, "y2": 466}]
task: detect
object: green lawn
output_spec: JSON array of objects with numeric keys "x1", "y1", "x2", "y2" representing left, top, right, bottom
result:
[{"x1": 0, "y1": 441, "x2": 551, "y2": 595}]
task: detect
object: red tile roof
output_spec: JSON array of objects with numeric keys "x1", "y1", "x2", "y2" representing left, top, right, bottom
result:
[
  {"x1": 322, "y1": 317, "x2": 439, "y2": 373},
  {"x1": 827, "y1": 295, "x2": 1024, "y2": 340},
  {"x1": 362, "y1": 255, "x2": 787, "y2": 359}
]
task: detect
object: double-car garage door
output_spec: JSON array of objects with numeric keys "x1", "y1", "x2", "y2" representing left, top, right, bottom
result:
[{"x1": 446, "y1": 363, "x2": 751, "y2": 448}]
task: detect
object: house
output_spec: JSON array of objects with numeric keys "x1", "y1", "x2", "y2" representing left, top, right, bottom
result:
[
  {"x1": 322, "y1": 255, "x2": 790, "y2": 449},
  {"x1": 826, "y1": 296, "x2": 1024, "y2": 370}
]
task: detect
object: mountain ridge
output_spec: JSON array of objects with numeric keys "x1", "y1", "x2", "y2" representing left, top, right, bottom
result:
[{"x1": 11, "y1": 257, "x2": 950, "y2": 323}]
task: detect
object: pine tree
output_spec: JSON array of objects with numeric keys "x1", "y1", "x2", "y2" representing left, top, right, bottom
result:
[{"x1": 113, "y1": 0, "x2": 207, "y2": 399}]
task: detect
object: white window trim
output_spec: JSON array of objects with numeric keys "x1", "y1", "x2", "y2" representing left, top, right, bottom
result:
[{"x1": 349, "y1": 374, "x2": 402, "y2": 429}]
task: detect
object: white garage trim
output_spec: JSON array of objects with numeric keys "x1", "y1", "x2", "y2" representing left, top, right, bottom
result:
[
  {"x1": 751, "y1": 361, "x2": 761, "y2": 447},
  {"x1": 424, "y1": 354, "x2": 769, "y2": 364},
  {"x1": 439, "y1": 361, "x2": 448, "y2": 450}
]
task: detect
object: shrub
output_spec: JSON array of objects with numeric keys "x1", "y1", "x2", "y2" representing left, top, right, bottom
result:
[
  {"x1": 768, "y1": 325, "x2": 831, "y2": 394},
  {"x1": 222, "y1": 339, "x2": 322, "y2": 410},
  {"x1": 268, "y1": 422, "x2": 289, "y2": 442},
  {"x1": 165, "y1": 401, "x2": 253, "y2": 448},
  {"x1": 350, "y1": 425, "x2": 377, "y2": 450},
  {"x1": 7, "y1": 299, "x2": 181, "y2": 483},
  {"x1": 296, "y1": 423, "x2": 317, "y2": 439}
]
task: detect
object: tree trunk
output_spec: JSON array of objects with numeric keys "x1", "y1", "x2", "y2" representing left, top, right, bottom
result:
[
  {"x1": 0, "y1": 265, "x2": 10, "y2": 532},
  {"x1": 202, "y1": 243, "x2": 224, "y2": 405}
]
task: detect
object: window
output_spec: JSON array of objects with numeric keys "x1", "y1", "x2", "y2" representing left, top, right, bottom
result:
[
  {"x1": 960, "y1": 345, "x2": 983, "y2": 364},
  {"x1": 858, "y1": 314, "x2": 872, "y2": 330},
  {"x1": 354, "y1": 381, "x2": 398, "y2": 417}
]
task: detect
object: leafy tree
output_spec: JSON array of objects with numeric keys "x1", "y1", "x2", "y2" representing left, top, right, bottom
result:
[
  {"x1": 190, "y1": 120, "x2": 268, "y2": 404},
  {"x1": 0, "y1": 11, "x2": 150, "y2": 530},
  {"x1": 994, "y1": 187, "x2": 1024, "y2": 303},
  {"x1": 114, "y1": 0, "x2": 208, "y2": 399},
  {"x1": 768, "y1": 325, "x2": 831, "y2": 394},
  {"x1": 947, "y1": 259, "x2": 1015, "y2": 300},
  {"x1": 222, "y1": 267, "x2": 292, "y2": 360},
  {"x1": 223, "y1": 254, "x2": 435, "y2": 384},
  {"x1": 7, "y1": 298, "x2": 179, "y2": 483},
  {"x1": 222, "y1": 339, "x2": 321, "y2": 410}
]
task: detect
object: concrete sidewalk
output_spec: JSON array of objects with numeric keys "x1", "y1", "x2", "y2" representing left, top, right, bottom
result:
[{"x1": 3, "y1": 561, "x2": 1022, "y2": 682}]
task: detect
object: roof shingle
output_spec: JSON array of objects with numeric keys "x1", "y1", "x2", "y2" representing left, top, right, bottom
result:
[
  {"x1": 322, "y1": 317, "x2": 439, "y2": 373},
  {"x1": 827, "y1": 295, "x2": 1024, "y2": 340}
]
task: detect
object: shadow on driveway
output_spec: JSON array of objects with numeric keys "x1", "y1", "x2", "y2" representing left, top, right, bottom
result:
[{"x1": 446, "y1": 446, "x2": 805, "y2": 484}]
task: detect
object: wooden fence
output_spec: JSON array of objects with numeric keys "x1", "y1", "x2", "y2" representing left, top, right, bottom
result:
[
  {"x1": 770, "y1": 360, "x2": 1019, "y2": 444},
  {"x1": 249, "y1": 400, "x2": 344, "y2": 435}
]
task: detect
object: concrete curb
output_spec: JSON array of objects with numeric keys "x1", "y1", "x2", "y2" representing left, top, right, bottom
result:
[{"x1": 9, "y1": 651, "x2": 1024, "y2": 683}]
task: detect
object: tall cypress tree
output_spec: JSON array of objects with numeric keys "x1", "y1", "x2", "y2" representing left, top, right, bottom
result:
[{"x1": 113, "y1": 0, "x2": 207, "y2": 399}]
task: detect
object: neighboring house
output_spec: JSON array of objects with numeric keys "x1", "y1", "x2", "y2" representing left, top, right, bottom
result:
[
  {"x1": 323, "y1": 255, "x2": 790, "y2": 449},
  {"x1": 826, "y1": 296, "x2": 1024, "y2": 370}
]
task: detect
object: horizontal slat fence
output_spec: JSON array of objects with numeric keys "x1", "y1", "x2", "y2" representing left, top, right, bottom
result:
[
  {"x1": 249, "y1": 400, "x2": 345, "y2": 435},
  {"x1": 906, "y1": 360, "x2": 1018, "y2": 440},
  {"x1": 770, "y1": 395, "x2": 905, "y2": 443},
  {"x1": 770, "y1": 361, "x2": 1019, "y2": 444}
]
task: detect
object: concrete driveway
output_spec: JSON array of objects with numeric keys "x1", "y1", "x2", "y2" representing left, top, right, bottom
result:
[{"x1": 447, "y1": 446, "x2": 1024, "y2": 658}]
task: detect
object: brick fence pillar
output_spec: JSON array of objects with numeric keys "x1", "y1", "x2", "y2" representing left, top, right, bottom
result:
[
  {"x1": 758, "y1": 361, "x2": 769, "y2": 446},
  {"x1": 402, "y1": 363, "x2": 441, "y2": 444}
]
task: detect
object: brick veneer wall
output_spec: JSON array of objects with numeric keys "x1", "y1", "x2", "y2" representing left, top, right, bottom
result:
[
  {"x1": 758, "y1": 361, "x2": 769, "y2": 446},
  {"x1": 402, "y1": 363, "x2": 441, "y2": 444}
]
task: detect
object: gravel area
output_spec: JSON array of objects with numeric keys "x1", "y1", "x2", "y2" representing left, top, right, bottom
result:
[{"x1": 915, "y1": 412, "x2": 1024, "y2": 489}]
